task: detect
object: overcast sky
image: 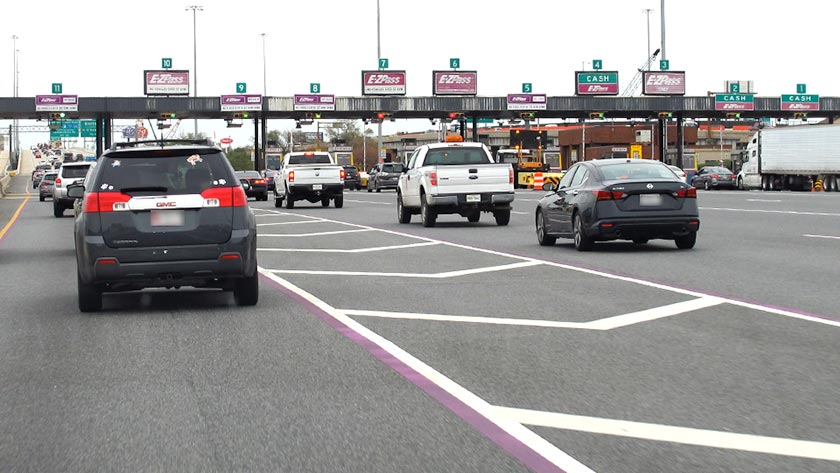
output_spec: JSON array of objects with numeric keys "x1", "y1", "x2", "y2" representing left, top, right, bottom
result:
[{"x1": 3, "y1": 0, "x2": 834, "y2": 147}]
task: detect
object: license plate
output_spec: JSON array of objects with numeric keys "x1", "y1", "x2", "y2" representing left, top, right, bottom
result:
[
  {"x1": 312, "y1": 184, "x2": 323, "y2": 190},
  {"x1": 639, "y1": 194, "x2": 662, "y2": 206},
  {"x1": 466, "y1": 194, "x2": 481, "y2": 203},
  {"x1": 151, "y1": 210, "x2": 185, "y2": 227}
]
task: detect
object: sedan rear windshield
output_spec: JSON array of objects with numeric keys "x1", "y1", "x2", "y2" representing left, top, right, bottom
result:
[
  {"x1": 288, "y1": 154, "x2": 331, "y2": 165},
  {"x1": 424, "y1": 149, "x2": 489, "y2": 166},
  {"x1": 96, "y1": 153, "x2": 233, "y2": 195},
  {"x1": 599, "y1": 163, "x2": 677, "y2": 181}
]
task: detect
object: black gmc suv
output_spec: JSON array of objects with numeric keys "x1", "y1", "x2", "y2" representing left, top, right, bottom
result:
[{"x1": 68, "y1": 140, "x2": 259, "y2": 312}]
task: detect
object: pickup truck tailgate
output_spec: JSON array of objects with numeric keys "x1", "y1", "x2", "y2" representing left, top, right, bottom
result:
[
  {"x1": 434, "y1": 164, "x2": 512, "y2": 194},
  {"x1": 290, "y1": 166, "x2": 343, "y2": 185}
]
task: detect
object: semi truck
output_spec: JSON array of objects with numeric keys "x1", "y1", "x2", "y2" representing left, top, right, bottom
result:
[{"x1": 737, "y1": 124, "x2": 840, "y2": 191}]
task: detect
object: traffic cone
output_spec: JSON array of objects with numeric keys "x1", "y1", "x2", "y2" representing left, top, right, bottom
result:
[{"x1": 533, "y1": 172, "x2": 544, "y2": 190}]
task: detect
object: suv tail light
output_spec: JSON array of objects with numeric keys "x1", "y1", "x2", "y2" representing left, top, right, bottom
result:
[
  {"x1": 55, "y1": 178, "x2": 62, "y2": 186},
  {"x1": 288, "y1": 171, "x2": 295, "y2": 183},
  {"x1": 201, "y1": 187, "x2": 247, "y2": 207},
  {"x1": 83, "y1": 192, "x2": 132, "y2": 213}
]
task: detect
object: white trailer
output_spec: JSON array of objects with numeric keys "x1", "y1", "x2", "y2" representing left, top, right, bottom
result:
[{"x1": 738, "y1": 124, "x2": 840, "y2": 191}]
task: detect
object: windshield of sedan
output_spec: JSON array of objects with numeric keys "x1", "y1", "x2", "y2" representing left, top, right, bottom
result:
[{"x1": 599, "y1": 163, "x2": 677, "y2": 180}]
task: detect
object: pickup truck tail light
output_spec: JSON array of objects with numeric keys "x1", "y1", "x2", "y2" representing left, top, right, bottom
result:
[
  {"x1": 288, "y1": 171, "x2": 295, "y2": 183},
  {"x1": 509, "y1": 167, "x2": 514, "y2": 184},
  {"x1": 430, "y1": 172, "x2": 438, "y2": 186},
  {"x1": 340, "y1": 169, "x2": 346, "y2": 180}
]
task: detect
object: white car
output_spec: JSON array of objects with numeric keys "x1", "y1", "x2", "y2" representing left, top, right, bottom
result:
[{"x1": 668, "y1": 165, "x2": 688, "y2": 183}]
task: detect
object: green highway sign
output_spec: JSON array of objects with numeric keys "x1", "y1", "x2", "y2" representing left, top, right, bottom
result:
[
  {"x1": 729, "y1": 83, "x2": 740, "y2": 93},
  {"x1": 310, "y1": 83, "x2": 320, "y2": 93},
  {"x1": 450, "y1": 58, "x2": 460, "y2": 69},
  {"x1": 781, "y1": 94, "x2": 820, "y2": 111},
  {"x1": 236, "y1": 82, "x2": 247, "y2": 93},
  {"x1": 715, "y1": 93, "x2": 754, "y2": 103},
  {"x1": 714, "y1": 93, "x2": 755, "y2": 111},
  {"x1": 593, "y1": 59, "x2": 602, "y2": 70},
  {"x1": 52, "y1": 83, "x2": 62, "y2": 94},
  {"x1": 467, "y1": 118, "x2": 495, "y2": 124},
  {"x1": 578, "y1": 72, "x2": 618, "y2": 83},
  {"x1": 522, "y1": 83, "x2": 532, "y2": 93},
  {"x1": 797, "y1": 83, "x2": 807, "y2": 94},
  {"x1": 379, "y1": 58, "x2": 388, "y2": 69},
  {"x1": 50, "y1": 127, "x2": 79, "y2": 139},
  {"x1": 660, "y1": 59, "x2": 670, "y2": 71},
  {"x1": 162, "y1": 58, "x2": 172, "y2": 69},
  {"x1": 781, "y1": 94, "x2": 818, "y2": 102},
  {"x1": 80, "y1": 120, "x2": 98, "y2": 138}
]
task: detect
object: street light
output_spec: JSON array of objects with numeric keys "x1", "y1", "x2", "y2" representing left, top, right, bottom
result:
[
  {"x1": 259, "y1": 33, "x2": 267, "y2": 96},
  {"x1": 376, "y1": 0, "x2": 382, "y2": 162},
  {"x1": 11, "y1": 35, "x2": 19, "y2": 162},
  {"x1": 643, "y1": 8, "x2": 654, "y2": 64},
  {"x1": 186, "y1": 5, "x2": 203, "y2": 136}
]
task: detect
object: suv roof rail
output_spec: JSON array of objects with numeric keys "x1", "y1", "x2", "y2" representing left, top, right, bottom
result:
[{"x1": 109, "y1": 139, "x2": 217, "y2": 150}]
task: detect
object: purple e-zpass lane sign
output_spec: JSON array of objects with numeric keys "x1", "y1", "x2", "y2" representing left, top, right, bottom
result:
[
  {"x1": 362, "y1": 71, "x2": 407, "y2": 96},
  {"x1": 642, "y1": 71, "x2": 686, "y2": 95},
  {"x1": 506, "y1": 94, "x2": 547, "y2": 110},
  {"x1": 220, "y1": 94, "x2": 263, "y2": 112},
  {"x1": 432, "y1": 71, "x2": 478, "y2": 95},
  {"x1": 144, "y1": 70, "x2": 190, "y2": 96},
  {"x1": 35, "y1": 94, "x2": 79, "y2": 112},
  {"x1": 293, "y1": 94, "x2": 336, "y2": 111}
]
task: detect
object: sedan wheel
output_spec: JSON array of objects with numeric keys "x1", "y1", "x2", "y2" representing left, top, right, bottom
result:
[
  {"x1": 536, "y1": 211, "x2": 556, "y2": 246},
  {"x1": 704, "y1": 180, "x2": 711, "y2": 191},
  {"x1": 573, "y1": 213, "x2": 594, "y2": 251}
]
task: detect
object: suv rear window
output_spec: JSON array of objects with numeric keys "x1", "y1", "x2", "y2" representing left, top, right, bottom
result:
[
  {"x1": 62, "y1": 166, "x2": 91, "y2": 178},
  {"x1": 96, "y1": 151, "x2": 233, "y2": 195},
  {"x1": 288, "y1": 154, "x2": 331, "y2": 165}
]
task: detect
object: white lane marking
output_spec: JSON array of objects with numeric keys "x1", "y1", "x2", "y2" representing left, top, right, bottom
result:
[
  {"x1": 344, "y1": 199, "x2": 392, "y2": 205},
  {"x1": 494, "y1": 406, "x2": 840, "y2": 462},
  {"x1": 511, "y1": 211, "x2": 529, "y2": 215},
  {"x1": 258, "y1": 241, "x2": 439, "y2": 253},
  {"x1": 259, "y1": 270, "x2": 597, "y2": 473},
  {"x1": 804, "y1": 234, "x2": 840, "y2": 241},
  {"x1": 257, "y1": 220, "x2": 326, "y2": 227},
  {"x1": 585, "y1": 297, "x2": 726, "y2": 330},
  {"x1": 516, "y1": 198, "x2": 540, "y2": 202},
  {"x1": 267, "y1": 261, "x2": 542, "y2": 278},
  {"x1": 344, "y1": 297, "x2": 724, "y2": 330},
  {"x1": 746, "y1": 199, "x2": 782, "y2": 202},
  {"x1": 260, "y1": 229, "x2": 373, "y2": 238},
  {"x1": 258, "y1": 209, "x2": 839, "y2": 327},
  {"x1": 700, "y1": 207, "x2": 840, "y2": 217}
]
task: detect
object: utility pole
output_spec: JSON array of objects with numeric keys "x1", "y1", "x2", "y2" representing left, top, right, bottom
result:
[
  {"x1": 186, "y1": 5, "x2": 203, "y2": 136},
  {"x1": 260, "y1": 33, "x2": 267, "y2": 96},
  {"x1": 660, "y1": 0, "x2": 667, "y2": 60},
  {"x1": 376, "y1": 0, "x2": 382, "y2": 164},
  {"x1": 644, "y1": 9, "x2": 654, "y2": 63}
]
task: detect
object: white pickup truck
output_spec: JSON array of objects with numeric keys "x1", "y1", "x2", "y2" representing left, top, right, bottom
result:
[
  {"x1": 397, "y1": 142, "x2": 515, "y2": 227},
  {"x1": 274, "y1": 151, "x2": 345, "y2": 209}
]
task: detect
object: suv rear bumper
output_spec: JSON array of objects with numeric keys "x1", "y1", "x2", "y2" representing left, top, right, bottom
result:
[{"x1": 76, "y1": 230, "x2": 256, "y2": 290}]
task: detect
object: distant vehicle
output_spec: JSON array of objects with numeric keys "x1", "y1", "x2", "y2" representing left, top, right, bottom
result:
[
  {"x1": 737, "y1": 125, "x2": 840, "y2": 191},
  {"x1": 366, "y1": 162, "x2": 404, "y2": 192},
  {"x1": 397, "y1": 142, "x2": 514, "y2": 226},
  {"x1": 262, "y1": 169, "x2": 280, "y2": 192},
  {"x1": 53, "y1": 162, "x2": 94, "y2": 217},
  {"x1": 342, "y1": 166, "x2": 361, "y2": 190},
  {"x1": 38, "y1": 172, "x2": 58, "y2": 201},
  {"x1": 67, "y1": 140, "x2": 258, "y2": 312},
  {"x1": 535, "y1": 159, "x2": 699, "y2": 250},
  {"x1": 667, "y1": 165, "x2": 688, "y2": 183},
  {"x1": 235, "y1": 170, "x2": 268, "y2": 201},
  {"x1": 691, "y1": 166, "x2": 736, "y2": 190}
]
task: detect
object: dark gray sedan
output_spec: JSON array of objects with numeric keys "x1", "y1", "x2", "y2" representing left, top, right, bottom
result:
[{"x1": 535, "y1": 159, "x2": 700, "y2": 251}]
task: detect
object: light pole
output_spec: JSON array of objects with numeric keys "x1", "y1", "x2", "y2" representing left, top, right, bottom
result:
[
  {"x1": 260, "y1": 33, "x2": 267, "y2": 96},
  {"x1": 643, "y1": 8, "x2": 654, "y2": 63},
  {"x1": 11, "y1": 35, "x2": 19, "y2": 160},
  {"x1": 660, "y1": 0, "x2": 667, "y2": 60},
  {"x1": 186, "y1": 5, "x2": 203, "y2": 136},
  {"x1": 376, "y1": 0, "x2": 382, "y2": 163}
]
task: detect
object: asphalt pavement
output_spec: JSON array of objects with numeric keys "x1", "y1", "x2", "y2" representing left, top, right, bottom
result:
[{"x1": 1, "y1": 185, "x2": 839, "y2": 472}]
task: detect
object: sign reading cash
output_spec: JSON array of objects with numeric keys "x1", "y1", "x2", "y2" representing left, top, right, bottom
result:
[
  {"x1": 575, "y1": 71, "x2": 619, "y2": 95},
  {"x1": 642, "y1": 71, "x2": 686, "y2": 95},
  {"x1": 361, "y1": 71, "x2": 407, "y2": 96},
  {"x1": 432, "y1": 71, "x2": 478, "y2": 96},
  {"x1": 144, "y1": 70, "x2": 190, "y2": 96}
]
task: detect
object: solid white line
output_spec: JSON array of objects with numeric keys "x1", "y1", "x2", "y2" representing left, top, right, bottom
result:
[
  {"x1": 267, "y1": 260, "x2": 542, "y2": 279},
  {"x1": 260, "y1": 229, "x2": 373, "y2": 238},
  {"x1": 511, "y1": 211, "x2": 529, "y2": 215},
  {"x1": 258, "y1": 241, "x2": 439, "y2": 253},
  {"x1": 746, "y1": 199, "x2": 782, "y2": 202},
  {"x1": 585, "y1": 297, "x2": 726, "y2": 330},
  {"x1": 494, "y1": 406, "x2": 840, "y2": 462},
  {"x1": 259, "y1": 269, "x2": 596, "y2": 473},
  {"x1": 344, "y1": 296, "x2": 724, "y2": 331},
  {"x1": 257, "y1": 220, "x2": 325, "y2": 227},
  {"x1": 701, "y1": 207, "x2": 840, "y2": 217},
  {"x1": 344, "y1": 199, "x2": 392, "y2": 205},
  {"x1": 268, "y1": 212, "x2": 839, "y2": 328},
  {"x1": 804, "y1": 234, "x2": 840, "y2": 241}
]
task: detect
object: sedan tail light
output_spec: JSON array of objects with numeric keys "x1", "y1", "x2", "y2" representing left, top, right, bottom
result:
[
  {"x1": 711, "y1": 174, "x2": 720, "y2": 179},
  {"x1": 253, "y1": 179, "x2": 266, "y2": 185},
  {"x1": 340, "y1": 169, "x2": 346, "y2": 180},
  {"x1": 674, "y1": 187, "x2": 697, "y2": 198},
  {"x1": 593, "y1": 190, "x2": 627, "y2": 201}
]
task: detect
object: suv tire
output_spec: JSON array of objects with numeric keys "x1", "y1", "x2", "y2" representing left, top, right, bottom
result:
[
  {"x1": 77, "y1": 270, "x2": 102, "y2": 312},
  {"x1": 234, "y1": 273, "x2": 259, "y2": 306},
  {"x1": 53, "y1": 202, "x2": 64, "y2": 218}
]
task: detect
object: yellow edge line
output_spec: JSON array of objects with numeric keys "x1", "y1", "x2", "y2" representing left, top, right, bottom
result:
[{"x1": 0, "y1": 197, "x2": 29, "y2": 241}]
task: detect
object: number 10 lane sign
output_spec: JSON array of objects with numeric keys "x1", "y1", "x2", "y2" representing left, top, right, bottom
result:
[{"x1": 714, "y1": 93, "x2": 755, "y2": 111}]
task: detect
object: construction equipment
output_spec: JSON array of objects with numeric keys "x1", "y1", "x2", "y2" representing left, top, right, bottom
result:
[{"x1": 621, "y1": 48, "x2": 660, "y2": 97}]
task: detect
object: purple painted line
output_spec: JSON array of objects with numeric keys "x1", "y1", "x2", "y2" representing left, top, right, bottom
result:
[{"x1": 259, "y1": 272, "x2": 568, "y2": 473}]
